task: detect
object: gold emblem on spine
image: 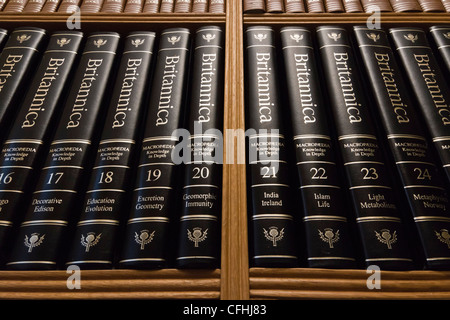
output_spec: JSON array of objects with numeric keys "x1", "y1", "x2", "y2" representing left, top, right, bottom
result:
[
  {"x1": 366, "y1": 33, "x2": 380, "y2": 42},
  {"x1": 375, "y1": 229, "x2": 397, "y2": 249},
  {"x1": 202, "y1": 33, "x2": 216, "y2": 42},
  {"x1": 403, "y1": 33, "x2": 418, "y2": 43},
  {"x1": 17, "y1": 34, "x2": 31, "y2": 44},
  {"x1": 263, "y1": 226, "x2": 284, "y2": 247},
  {"x1": 187, "y1": 227, "x2": 208, "y2": 247},
  {"x1": 318, "y1": 228, "x2": 340, "y2": 248},
  {"x1": 135, "y1": 230, "x2": 155, "y2": 250},
  {"x1": 327, "y1": 32, "x2": 341, "y2": 41},
  {"x1": 435, "y1": 229, "x2": 450, "y2": 248},
  {"x1": 93, "y1": 39, "x2": 107, "y2": 48},
  {"x1": 24, "y1": 233, "x2": 45, "y2": 253},
  {"x1": 57, "y1": 38, "x2": 71, "y2": 47},
  {"x1": 290, "y1": 34, "x2": 303, "y2": 42},
  {"x1": 81, "y1": 232, "x2": 102, "y2": 252},
  {"x1": 443, "y1": 32, "x2": 450, "y2": 40},
  {"x1": 254, "y1": 33, "x2": 267, "y2": 42},
  {"x1": 168, "y1": 36, "x2": 181, "y2": 45},
  {"x1": 131, "y1": 38, "x2": 145, "y2": 47}
]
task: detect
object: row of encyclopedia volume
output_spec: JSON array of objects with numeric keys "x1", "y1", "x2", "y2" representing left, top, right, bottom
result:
[
  {"x1": 0, "y1": 25, "x2": 224, "y2": 270},
  {"x1": 245, "y1": 25, "x2": 450, "y2": 270},
  {"x1": 0, "y1": 0, "x2": 225, "y2": 13},
  {"x1": 243, "y1": 0, "x2": 450, "y2": 13}
]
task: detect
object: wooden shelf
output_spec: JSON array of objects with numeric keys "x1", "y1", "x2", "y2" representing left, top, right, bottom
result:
[
  {"x1": 0, "y1": 269, "x2": 220, "y2": 299},
  {"x1": 244, "y1": 12, "x2": 450, "y2": 24},
  {"x1": 249, "y1": 268, "x2": 450, "y2": 299}
]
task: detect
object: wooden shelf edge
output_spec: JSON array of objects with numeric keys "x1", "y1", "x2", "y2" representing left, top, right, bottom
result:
[
  {"x1": 0, "y1": 269, "x2": 221, "y2": 299},
  {"x1": 0, "y1": 13, "x2": 226, "y2": 24},
  {"x1": 249, "y1": 268, "x2": 450, "y2": 299},
  {"x1": 244, "y1": 12, "x2": 450, "y2": 24}
]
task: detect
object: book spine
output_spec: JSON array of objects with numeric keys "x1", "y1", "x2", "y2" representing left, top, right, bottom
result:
[
  {"x1": 191, "y1": 0, "x2": 207, "y2": 12},
  {"x1": 159, "y1": 0, "x2": 174, "y2": 11},
  {"x1": 101, "y1": 0, "x2": 126, "y2": 12},
  {"x1": 389, "y1": 0, "x2": 421, "y2": 11},
  {"x1": 360, "y1": 0, "x2": 392, "y2": 11},
  {"x1": 0, "y1": 0, "x2": 8, "y2": 10},
  {"x1": 306, "y1": 0, "x2": 324, "y2": 12},
  {"x1": 416, "y1": 0, "x2": 445, "y2": 11},
  {"x1": 142, "y1": 0, "x2": 159, "y2": 12},
  {"x1": 243, "y1": 0, "x2": 265, "y2": 12},
  {"x1": 174, "y1": 0, "x2": 191, "y2": 12},
  {"x1": 430, "y1": 26, "x2": 450, "y2": 77},
  {"x1": 65, "y1": 32, "x2": 156, "y2": 269},
  {"x1": 316, "y1": 26, "x2": 413, "y2": 270},
  {"x1": 41, "y1": 0, "x2": 62, "y2": 12},
  {"x1": 0, "y1": 29, "x2": 8, "y2": 51},
  {"x1": 0, "y1": 31, "x2": 83, "y2": 264},
  {"x1": 3, "y1": 0, "x2": 29, "y2": 12},
  {"x1": 355, "y1": 26, "x2": 450, "y2": 270},
  {"x1": 23, "y1": 0, "x2": 46, "y2": 12},
  {"x1": 123, "y1": 0, "x2": 143, "y2": 12},
  {"x1": 342, "y1": 0, "x2": 363, "y2": 12},
  {"x1": 324, "y1": 0, "x2": 344, "y2": 12},
  {"x1": 57, "y1": 0, "x2": 81, "y2": 12},
  {"x1": 208, "y1": 0, "x2": 224, "y2": 12},
  {"x1": 6, "y1": 33, "x2": 120, "y2": 270},
  {"x1": 284, "y1": 0, "x2": 306, "y2": 12},
  {"x1": 80, "y1": 0, "x2": 104, "y2": 12},
  {"x1": 245, "y1": 26, "x2": 299, "y2": 267},
  {"x1": 0, "y1": 27, "x2": 47, "y2": 141},
  {"x1": 280, "y1": 27, "x2": 356, "y2": 268},
  {"x1": 266, "y1": 0, "x2": 284, "y2": 12},
  {"x1": 176, "y1": 26, "x2": 224, "y2": 269},
  {"x1": 119, "y1": 28, "x2": 191, "y2": 269},
  {"x1": 390, "y1": 28, "x2": 450, "y2": 186}
]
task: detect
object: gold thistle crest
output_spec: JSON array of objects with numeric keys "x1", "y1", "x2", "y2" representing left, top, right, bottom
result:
[
  {"x1": 254, "y1": 33, "x2": 267, "y2": 42},
  {"x1": 81, "y1": 232, "x2": 102, "y2": 252},
  {"x1": 366, "y1": 32, "x2": 380, "y2": 42},
  {"x1": 290, "y1": 34, "x2": 303, "y2": 43},
  {"x1": 187, "y1": 227, "x2": 208, "y2": 247},
  {"x1": 24, "y1": 233, "x2": 45, "y2": 253},
  {"x1": 17, "y1": 34, "x2": 31, "y2": 44},
  {"x1": 435, "y1": 229, "x2": 450, "y2": 248},
  {"x1": 131, "y1": 38, "x2": 145, "y2": 47},
  {"x1": 327, "y1": 32, "x2": 341, "y2": 41},
  {"x1": 202, "y1": 33, "x2": 216, "y2": 42},
  {"x1": 403, "y1": 33, "x2": 418, "y2": 43},
  {"x1": 57, "y1": 38, "x2": 71, "y2": 47},
  {"x1": 318, "y1": 228, "x2": 340, "y2": 249},
  {"x1": 263, "y1": 226, "x2": 284, "y2": 247},
  {"x1": 93, "y1": 38, "x2": 107, "y2": 48},
  {"x1": 375, "y1": 229, "x2": 397, "y2": 249},
  {"x1": 135, "y1": 229, "x2": 155, "y2": 250}
]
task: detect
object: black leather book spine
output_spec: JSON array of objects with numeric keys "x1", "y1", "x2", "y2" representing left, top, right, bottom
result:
[
  {"x1": 355, "y1": 26, "x2": 450, "y2": 270},
  {"x1": 430, "y1": 26, "x2": 450, "y2": 77},
  {"x1": 0, "y1": 31, "x2": 83, "y2": 264},
  {"x1": 280, "y1": 27, "x2": 356, "y2": 269},
  {"x1": 0, "y1": 29, "x2": 8, "y2": 52},
  {"x1": 176, "y1": 26, "x2": 224, "y2": 269},
  {"x1": 245, "y1": 26, "x2": 299, "y2": 267},
  {"x1": 119, "y1": 28, "x2": 191, "y2": 269},
  {"x1": 0, "y1": 27, "x2": 47, "y2": 140},
  {"x1": 390, "y1": 28, "x2": 450, "y2": 185},
  {"x1": 65, "y1": 32, "x2": 156, "y2": 269},
  {"x1": 316, "y1": 26, "x2": 413, "y2": 270},
  {"x1": 7, "y1": 33, "x2": 120, "y2": 270}
]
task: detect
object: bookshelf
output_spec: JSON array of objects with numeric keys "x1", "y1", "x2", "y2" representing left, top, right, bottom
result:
[{"x1": 0, "y1": 0, "x2": 449, "y2": 300}]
